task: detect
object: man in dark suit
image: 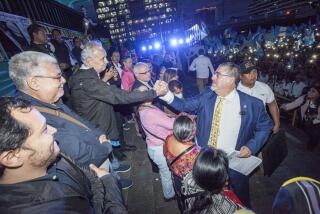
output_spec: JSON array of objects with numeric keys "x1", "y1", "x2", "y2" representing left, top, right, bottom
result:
[
  {"x1": 161, "y1": 62, "x2": 273, "y2": 207},
  {"x1": 132, "y1": 62, "x2": 154, "y2": 90},
  {"x1": 26, "y1": 24, "x2": 54, "y2": 57}
]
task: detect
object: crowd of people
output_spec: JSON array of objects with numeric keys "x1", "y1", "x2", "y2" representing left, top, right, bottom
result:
[{"x1": 0, "y1": 21, "x2": 319, "y2": 214}]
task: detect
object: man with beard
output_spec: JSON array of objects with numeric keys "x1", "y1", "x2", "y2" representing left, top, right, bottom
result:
[{"x1": 0, "y1": 97, "x2": 126, "y2": 213}]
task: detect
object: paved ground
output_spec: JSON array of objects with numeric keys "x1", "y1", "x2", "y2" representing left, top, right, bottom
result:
[{"x1": 118, "y1": 73, "x2": 320, "y2": 214}]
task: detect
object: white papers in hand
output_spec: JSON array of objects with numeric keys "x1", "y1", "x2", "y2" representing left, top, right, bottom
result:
[{"x1": 228, "y1": 151, "x2": 262, "y2": 176}]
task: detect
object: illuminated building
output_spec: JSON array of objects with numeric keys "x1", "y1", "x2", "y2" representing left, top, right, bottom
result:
[{"x1": 94, "y1": 0, "x2": 178, "y2": 44}]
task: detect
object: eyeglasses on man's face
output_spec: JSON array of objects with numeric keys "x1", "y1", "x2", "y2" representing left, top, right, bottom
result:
[
  {"x1": 139, "y1": 70, "x2": 151, "y2": 75},
  {"x1": 215, "y1": 71, "x2": 233, "y2": 78},
  {"x1": 33, "y1": 73, "x2": 63, "y2": 81}
]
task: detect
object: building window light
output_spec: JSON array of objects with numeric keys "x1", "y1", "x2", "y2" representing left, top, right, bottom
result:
[
  {"x1": 98, "y1": 2, "x2": 105, "y2": 7},
  {"x1": 98, "y1": 14, "x2": 105, "y2": 19}
]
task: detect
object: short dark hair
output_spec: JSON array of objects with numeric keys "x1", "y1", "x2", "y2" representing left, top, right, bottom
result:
[
  {"x1": 111, "y1": 50, "x2": 120, "y2": 56},
  {"x1": 51, "y1": 28, "x2": 61, "y2": 35},
  {"x1": 219, "y1": 62, "x2": 240, "y2": 85},
  {"x1": 198, "y1": 49, "x2": 205, "y2": 55},
  {"x1": 73, "y1": 36, "x2": 80, "y2": 44},
  {"x1": 168, "y1": 80, "x2": 182, "y2": 93},
  {"x1": 193, "y1": 148, "x2": 228, "y2": 194},
  {"x1": 27, "y1": 24, "x2": 45, "y2": 41},
  {"x1": 0, "y1": 97, "x2": 32, "y2": 154},
  {"x1": 122, "y1": 55, "x2": 131, "y2": 62},
  {"x1": 173, "y1": 115, "x2": 194, "y2": 142}
]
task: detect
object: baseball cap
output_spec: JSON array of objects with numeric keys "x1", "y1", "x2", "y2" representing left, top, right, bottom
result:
[{"x1": 239, "y1": 61, "x2": 257, "y2": 74}]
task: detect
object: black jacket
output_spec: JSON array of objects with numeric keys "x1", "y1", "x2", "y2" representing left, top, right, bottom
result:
[
  {"x1": 69, "y1": 68, "x2": 157, "y2": 139},
  {"x1": 26, "y1": 42, "x2": 55, "y2": 57},
  {"x1": 51, "y1": 39, "x2": 71, "y2": 65},
  {"x1": 72, "y1": 46, "x2": 82, "y2": 64},
  {"x1": 0, "y1": 154, "x2": 127, "y2": 214},
  {"x1": 17, "y1": 91, "x2": 112, "y2": 167}
]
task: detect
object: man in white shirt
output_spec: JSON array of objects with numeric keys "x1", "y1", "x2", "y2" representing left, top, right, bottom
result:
[
  {"x1": 238, "y1": 61, "x2": 280, "y2": 133},
  {"x1": 291, "y1": 73, "x2": 307, "y2": 98},
  {"x1": 189, "y1": 49, "x2": 214, "y2": 92}
]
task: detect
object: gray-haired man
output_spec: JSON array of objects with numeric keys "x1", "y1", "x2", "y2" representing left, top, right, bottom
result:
[
  {"x1": 68, "y1": 42, "x2": 167, "y2": 151},
  {"x1": 9, "y1": 50, "x2": 132, "y2": 189}
]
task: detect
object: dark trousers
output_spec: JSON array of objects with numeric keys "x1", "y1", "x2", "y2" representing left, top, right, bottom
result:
[
  {"x1": 303, "y1": 123, "x2": 320, "y2": 150},
  {"x1": 114, "y1": 110, "x2": 125, "y2": 144},
  {"x1": 229, "y1": 168, "x2": 251, "y2": 208}
]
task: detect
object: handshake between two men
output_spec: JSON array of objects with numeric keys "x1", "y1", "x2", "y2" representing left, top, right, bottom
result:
[{"x1": 153, "y1": 80, "x2": 169, "y2": 97}]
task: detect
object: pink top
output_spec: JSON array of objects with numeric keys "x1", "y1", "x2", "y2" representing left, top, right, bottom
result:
[
  {"x1": 121, "y1": 68, "x2": 135, "y2": 91},
  {"x1": 139, "y1": 106, "x2": 175, "y2": 147}
]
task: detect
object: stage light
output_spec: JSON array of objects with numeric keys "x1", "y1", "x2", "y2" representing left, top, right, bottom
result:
[
  {"x1": 154, "y1": 42, "x2": 161, "y2": 49},
  {"x1": 178, "y1": 38, "x2": 184, "y2": 44},
  {"x1": 148, "y1": 45, "x2": 153, "y2": 50},
  {"x1": 185, "y1": 38, "x2": 191, "y2": 43},
  {"x1": 170, "y1": 38, "x2": 178, "y2": 47},
  {"x1": 141, "y1": 46, "x2": 147, "y2": 51}
]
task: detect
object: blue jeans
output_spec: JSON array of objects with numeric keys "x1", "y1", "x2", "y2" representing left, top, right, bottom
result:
[
  {"x1": 147, "y1": 145, "x2": 175, "y2": 199},
  {"x1": 109, "y1": 152, "x2": 120, "y2": 179}
]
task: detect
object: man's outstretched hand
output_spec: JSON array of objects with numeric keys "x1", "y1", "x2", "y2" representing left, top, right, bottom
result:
[{"x1": 153, "y1": 80, "x2": 168, "y2": 96}]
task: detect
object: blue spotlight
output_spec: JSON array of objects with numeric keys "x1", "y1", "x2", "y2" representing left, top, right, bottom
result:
[
  {"x1": 170, "y1": 38, "x2": 178, "y2": 47},
  {"x1": 154, "y1": 42, "x2": 161, "y2": 49},
  {"x1": 141, "y1": 46, "x2": 147, "y2": 51},
  {"x1": 148, "y1": 45, "x2": 153, "y2": 50},
  {"x1": 185, "y1": 38, "x2": 191, "y2": 43},
  {"x1": 178, "y1": 38, "x2": 184, "y2": 44}
]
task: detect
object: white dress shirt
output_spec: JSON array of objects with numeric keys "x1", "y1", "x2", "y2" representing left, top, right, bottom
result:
[
  {"x1": 237, "y1": 81, "x2": 275, "y2": 106},
  {"x1": 112, "y1": 62, "x2": 123, "y2": 77},
  {"x1": 215, "y1": 89, "x2": 241, "y2": 154},
  {"x1": 160, "y1": 89, "x2": 241, "y2": 154},
  {"x1": 189, "y1": 55, "x2": 214, "y2": 78}
]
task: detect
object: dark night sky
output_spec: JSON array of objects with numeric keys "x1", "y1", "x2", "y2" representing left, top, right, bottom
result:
[{"x1": 181, "y1": 0, "x2": 215, "y2": 13}]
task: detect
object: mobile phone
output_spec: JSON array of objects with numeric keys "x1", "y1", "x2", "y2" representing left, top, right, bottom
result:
[{"x1": 106, "y1": 62, "x2": 114, "y2": 70}]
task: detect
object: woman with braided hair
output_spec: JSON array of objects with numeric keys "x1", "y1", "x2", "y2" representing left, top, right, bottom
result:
[{"x1": 164, "y1": 114, "x2": 201, "y2": 209}]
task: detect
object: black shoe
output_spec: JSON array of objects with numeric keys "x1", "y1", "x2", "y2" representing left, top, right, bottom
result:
[
  {"x1": 119, "y1": 178, "x2": 133, "y2": 190},
  {"x1": 113, "y1": 149, "x2": 127, "y2": 161},
  {"x1": 120, "y1": 144, "x2": 137, "y2": 151}
]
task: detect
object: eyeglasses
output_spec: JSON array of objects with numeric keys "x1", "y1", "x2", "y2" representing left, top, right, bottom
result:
[
  {"x1": 33, "y1": 73, "x2": 63, "y2": 81},
  {"x1": 139, "y1": 70, "x2": 151, "y2": 75},
  {"x1": 215, "y1": 72, "x2": 233, "y2": 78}
]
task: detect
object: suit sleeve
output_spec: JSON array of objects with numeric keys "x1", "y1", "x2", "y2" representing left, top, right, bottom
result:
[
  {"x1": 62, "y1": 104, "x2": 105, "y2": 136},
  {"x1": 100, "y1": 174, "x2": 128, "y2": 214},
  {"x1": 54, "y1": 131, "x2": 112, "y2": 166},
  {"x1": 169, "y1": 91, "x2": 206, "y2": 114},
  {"x1": 82, "y1": 78, "x2": 156, "y2": 105},
  {"x1": 245, "y1": 101, "x2": 273, "y2": 155}
]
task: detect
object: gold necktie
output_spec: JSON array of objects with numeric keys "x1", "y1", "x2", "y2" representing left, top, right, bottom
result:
[{"x1": 208, "y1": 97, "x2": 225, "y2": 148}]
